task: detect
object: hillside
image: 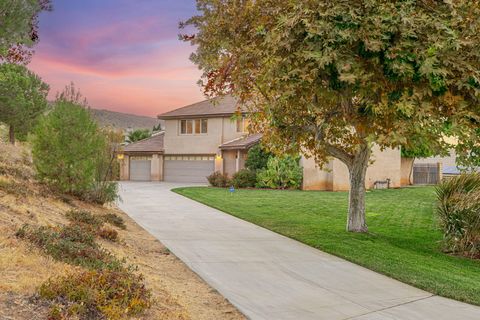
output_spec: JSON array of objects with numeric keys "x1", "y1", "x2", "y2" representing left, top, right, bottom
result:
[
  {"x1": 89, "y1": 108, "x2": 164, "y2": 131},
  {"x1": 0, "y1": 142, "x2": 243, "y2": 320}
]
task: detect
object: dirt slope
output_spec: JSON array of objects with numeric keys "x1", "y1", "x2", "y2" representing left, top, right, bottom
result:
[{"x1": 0, "y1": 141, "x2": 244, "y2": 320}]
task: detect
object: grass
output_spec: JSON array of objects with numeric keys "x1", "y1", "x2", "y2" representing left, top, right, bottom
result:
[{"x1": 173, "y1": 186, "x2": 480, "y2": 306}]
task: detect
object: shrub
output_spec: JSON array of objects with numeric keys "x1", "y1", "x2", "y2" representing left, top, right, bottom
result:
[
  {"x1": 65, "y1": 210, "x2": 103, "y2": 228},
  {"x1": 245, "y1": 144, "x2": 272, "y2": 171},
  {"x1": 231, "y1": 169, "x2": 257, "y2": 188},
  {"x1": 16, "y1": 224, "x2": 123, "y2": 270},
  {"x1": 31, "y1": 85, "x2": 119, "y2": 204},
  {"x1": 102, "y1": 212, "x2": 126, "y2": 230},
  {"x1": 207, "y1": 171, "x2": 230, "y2": 187},
  {"x1": 39, "y1": 268, "x2": 153, "y2": 320},
  {"x1": 256, "y1": 156, "x2": 303, "y2": 189},
  {"x1": 436, "y1": 174, "x2": 480, "y2": 258},
  {"x1": 97, "y1": 227, "x2": 119, "y2": 242}
]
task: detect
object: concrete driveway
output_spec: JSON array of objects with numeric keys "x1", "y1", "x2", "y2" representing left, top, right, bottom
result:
[{"x1": 117, "y1": 182, "x2": 480, "y2": 320}]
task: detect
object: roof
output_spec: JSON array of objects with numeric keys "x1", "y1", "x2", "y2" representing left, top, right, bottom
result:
[
  {"x1": 158, "y1": 95, "x2": 246, "y2": 120},
  {"x1": 220, "y1": 133, "x2": 262, "y2": 150},
  {"x1": 123, "y1": 132, "x2": 164, "y2": 153},
  {"x1": 443, "y1": 166, "x2": 479, "y2": 175}
]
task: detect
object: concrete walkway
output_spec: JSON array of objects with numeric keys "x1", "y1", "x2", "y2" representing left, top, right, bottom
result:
[{"x1": 117, "y1": 182, "x2": 480, "y2": 320}]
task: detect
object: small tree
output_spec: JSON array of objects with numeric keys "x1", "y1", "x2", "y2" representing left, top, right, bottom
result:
[
  {"x1": 127, "y1": 129, "x2": 151, "y2": 143},
  {"x1": 183, "y1": 0, "x2": 480, "y2": 232},
  {"x1": 245, "y1": 143, "x2": 272, "y2": 171},
  {"x1": 0, "y1": 63, "x2": 49, "y2": 144}
]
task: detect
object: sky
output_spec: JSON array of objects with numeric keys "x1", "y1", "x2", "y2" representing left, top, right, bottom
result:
[{"x1": 29, "y1": 0, "x2": 204, "y2": 117}]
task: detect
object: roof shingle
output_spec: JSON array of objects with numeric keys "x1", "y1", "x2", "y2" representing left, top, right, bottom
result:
[
  {"x1": 220, "y1": 134, "x2": 262, "y2": 150},
  {"x1": 123, "y1": 132, "x2": 164, "y2": 153},
  {"x1": 158, "y1": 95, "x2": 245, "y2": 119}
]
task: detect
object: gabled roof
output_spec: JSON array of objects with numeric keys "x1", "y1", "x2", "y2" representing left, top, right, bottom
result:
[
  {"x1": 158, "y1": 95, "x2": 246, "y2": 120},
  {"x1": 220, "y1": 133, "x2": 262, "y2": 150},
  {"x1": 123, "y1": 132, "x2": 164, "y2": 153}
]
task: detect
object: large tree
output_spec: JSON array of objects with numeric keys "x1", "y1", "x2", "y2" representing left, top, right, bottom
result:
[
  {"x1": 0, "y1": 0, "x2": 52, "y2": 63},
  {"x1": 0, "y1": 63, "x2": 49, "y2": 144},
  {"x1": 183, "y1": 0, "x2": 480, "y2": 232}
]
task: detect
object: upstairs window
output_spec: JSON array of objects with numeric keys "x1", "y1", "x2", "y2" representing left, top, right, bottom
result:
[
  {"x1": 180, "y1": 119, "x2": 208, "y2": 135},
  {"x1": 236, "y1": 116, "x2": 249, "y2": 133}
]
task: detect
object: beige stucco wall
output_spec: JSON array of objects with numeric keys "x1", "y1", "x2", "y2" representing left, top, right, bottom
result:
[
  {"x1": 301, "y1": 156, "x2": 333, "y2": 190},
  {"x1": 302, "y1": 146, "x2": 401, "y2": 191},
  {"x1": 151, "y1": 154, "x2": 163, "y2": 181},
  {"x1": 163, "y1": 117, "x2": 245, "y2": 155}
]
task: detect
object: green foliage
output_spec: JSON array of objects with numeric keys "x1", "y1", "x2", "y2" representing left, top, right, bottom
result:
[
  {"x1": 38, "y1": 268, "x2": 152, "y2": 320},
  {"x1": 436, "y1": 174, "x2": 480, "y2": 258},
  {"x1": 101, "y1": 212, "x2": 126, "y2": 230},
  {"x1": 0, "y1": 63, "x2": 49, "y2": 143},
  {"x1": 0, "y1": 0, "x2": 51, "y2": 62},
  {"x1": 256, "y1": 156, "x2": 303, "y2": 189},
  {"x1": 31, "y1": 86, "x2": 118, "y2": 204},
  {"x1": 231, "y1": 169, "x2": 257, "y2": 188},
  {"x1": 16, "y1": 224, "x2": 123, "y2": 270},
  {"x1": 65, "y1": 210, "x2": 103, "y2": 228},
  {"x1": 126, "y1": 129, "x2": 151, "y2": 143},
  {"x1": 183, "y1": 0, "x2": 480, "y2": 230},
  {"x1": 207, "y1": 171, "x2": 231, "y2": 187},
  {"x1": 245, "y1": 144, "x2": 272, "y2": 171},
  {"x1": 152, "y1": 123, "x2": 162, "y2": 132}
]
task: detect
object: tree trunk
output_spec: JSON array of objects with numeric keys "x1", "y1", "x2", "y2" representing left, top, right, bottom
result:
[
  {"x1": 9, "y1": 125, "x2": 15, "y2": 145},
  {"x1": 347, "y1": 146, "x2": 370, "y2": 233}
]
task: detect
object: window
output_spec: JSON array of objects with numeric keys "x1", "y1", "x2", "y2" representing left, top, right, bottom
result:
[
  {"x1": 180, "y1": 119, "x2": 208, "y2": 135},
  {"x1": 201, "y1": 119, "x2": 208, "y2": 133},
  {"x1": 236, "y1": 117, "x2": 249, "y2": 133}
]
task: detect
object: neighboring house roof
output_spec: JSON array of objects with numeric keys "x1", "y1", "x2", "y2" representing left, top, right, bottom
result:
[
  {"x1": 220, "y1": 133, "x2": 262, "y2": 150},
  {"x1": 158, "y1": 95, "x2": 246, "y2": 120},
  {"x1": 123, "y1": 132, "x2": 164, "y2": 153},
  {"x1": 443, "y1": 166, "x2": 479, "y2": 175}
]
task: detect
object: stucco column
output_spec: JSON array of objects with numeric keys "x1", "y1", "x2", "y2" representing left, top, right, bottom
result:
[
  {"x1": 120, "y1": 155, "x2": 129, "y2": 180},
  {"x1": 151, "y1": 154, "x2": 161, "y2": 181},
  {"x1": 235, "y1": 150, "x2": 240, "y2": 173},
  {"x1": 215, "y1": 151, "x2": 224, "y2": 174}
]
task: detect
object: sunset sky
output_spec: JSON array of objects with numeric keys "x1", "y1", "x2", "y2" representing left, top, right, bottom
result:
[{"x1": 29, "y1": 0, "x2": 204, "y2": 117}]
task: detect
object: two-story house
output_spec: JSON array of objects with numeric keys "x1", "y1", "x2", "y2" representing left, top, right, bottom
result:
[{"x1": 119, "y1": 96, "x2": 404, "y2": 190}]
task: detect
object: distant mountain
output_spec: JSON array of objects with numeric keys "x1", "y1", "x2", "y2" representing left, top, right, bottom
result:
[{"x1": 90, "y1": 108, "x2": 163, "y2": 131}]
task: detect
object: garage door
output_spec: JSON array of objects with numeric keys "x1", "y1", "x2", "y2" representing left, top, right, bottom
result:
[
  {"x1": 164, "y1": 155, "x2": 215, "y2": 183},
  {"x1": 129, "y1": 157, "x2": 151, "y2": 181}
]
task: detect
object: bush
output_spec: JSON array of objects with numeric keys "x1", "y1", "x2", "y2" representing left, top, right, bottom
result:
[
  {"x1": 39, "y1": 268, "x2": 153, "y2": 320},
  {"x1": 97, "y1": 227, "x2": 119, "y2": 242},
  {"x1": 16, "y1": 224, "x2": 123, "y2": 270},
  {"x1": 256, "y1": 156, "x2": 303, "y2": 189},
  {"x1": 102, "y1": 212, "x2": 126, "y2": 230},
  {"x1": 245, "y1": 144, "x2": 272, "y2": 171},
  {"x1": 207, "y1": 171, "x2": 230, "y2": 187},
  {"x1": 231, "y1": 169, "x2": 257, "y2": 188},
  {"x1": 436, "y1": 174, "x2": 480, "y2": 258},
  {"x1": 66, "y1": 210, "x2": 103, "y2": 228},
  {"x1": 31, "y1": 85, "x2": 119, "y2": 204}
]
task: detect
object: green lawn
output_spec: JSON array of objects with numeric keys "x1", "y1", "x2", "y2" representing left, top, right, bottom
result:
[{"x1": 173, "y1": 186, "x2": 480, "y2": 306}]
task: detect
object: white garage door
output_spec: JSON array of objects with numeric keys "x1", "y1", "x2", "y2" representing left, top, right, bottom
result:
[
  {"x1": 129, "y1": 157, "x2": 151, "y2": 181},
  {"x1": 164, "y1": 155, "x2": 215, "y2": 183}
]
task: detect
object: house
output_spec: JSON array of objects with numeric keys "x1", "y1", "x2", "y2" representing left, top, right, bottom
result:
[{"x1": 119, "y1": 96, "x2": 403, "y2": 190}]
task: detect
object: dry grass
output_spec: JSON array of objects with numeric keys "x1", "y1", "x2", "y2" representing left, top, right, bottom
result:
[{"x1": 0, "y1": 141, "x2": 244, "y2": 320}]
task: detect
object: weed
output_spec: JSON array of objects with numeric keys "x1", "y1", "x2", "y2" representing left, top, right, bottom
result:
[
  {"x1": 101, "y1": 213, "x2": 126, "y2": 230},
  {"x1": 97, "y1": 227, "x2": 119, "y2": 242},
  {"x1": 65, "y1": 210, "x2": 102, "y2": 228},
  {"x1": 16, "y1": 224, "x2": 123, "y2": 271},
  {"x1": 39, "y1": 269, "x2": 153, "y2": 320}
]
